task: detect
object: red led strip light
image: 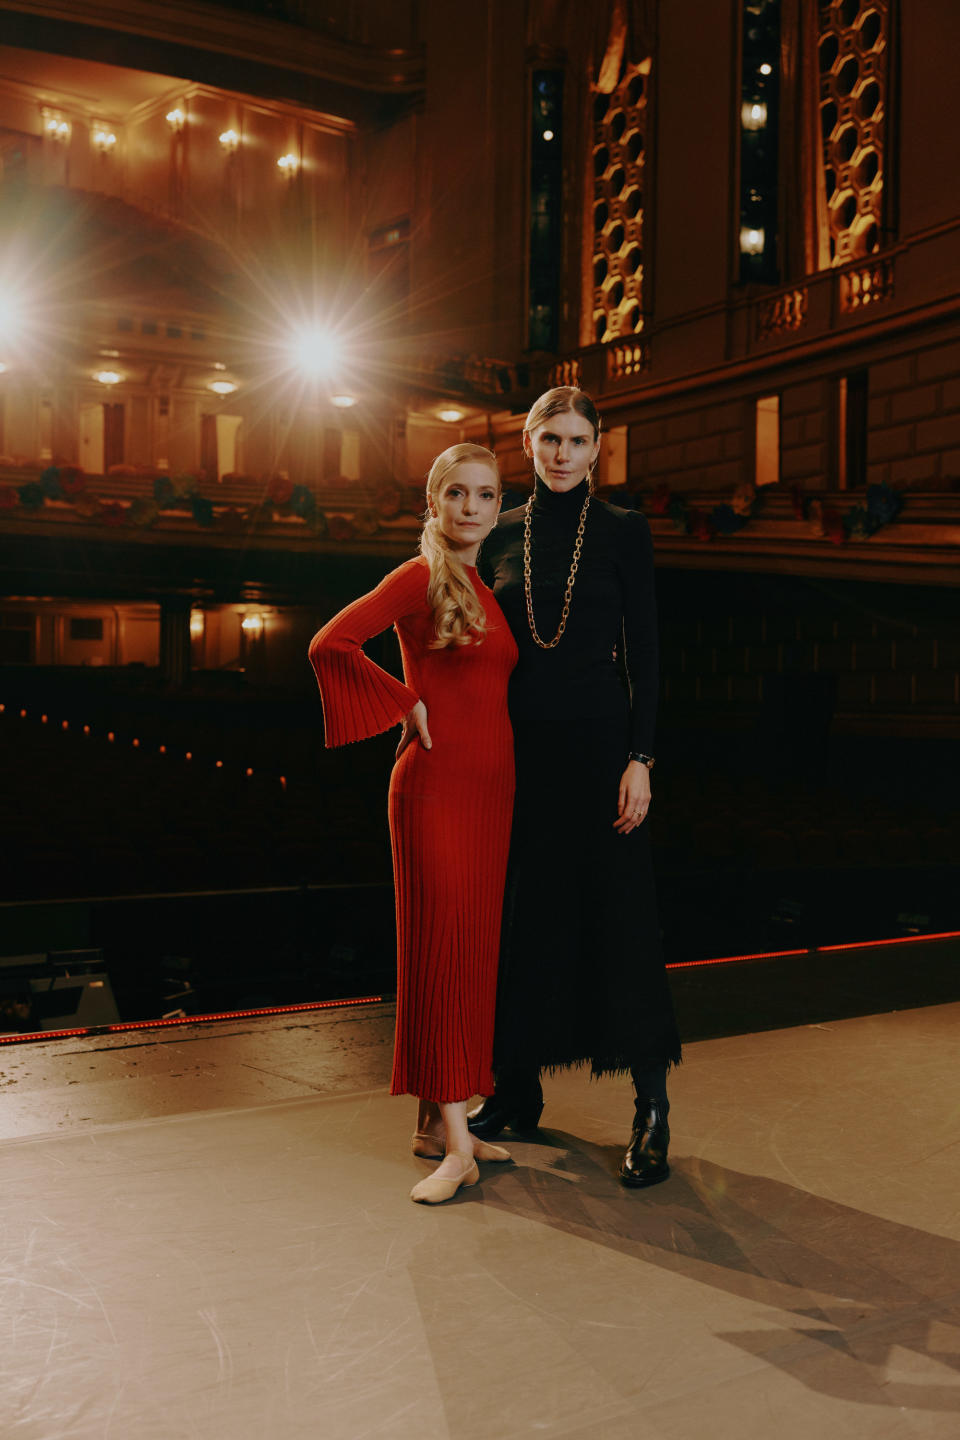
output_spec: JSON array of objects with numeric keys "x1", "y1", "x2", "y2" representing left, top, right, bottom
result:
[
  {"x1": 666, "y1": 947, "x2": 808, "y2": 970},
  {"x1": 0, "y1": 995, "x2": 384, "y2": 1046},
  {"x1": 818, "y1": 929, "x2": 960, "y2": 952}
]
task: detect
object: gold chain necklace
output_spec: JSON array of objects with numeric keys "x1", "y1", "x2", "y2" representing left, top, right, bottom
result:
[{"x1": 522, "y1": 489, "x2": 591, "y2": 650}]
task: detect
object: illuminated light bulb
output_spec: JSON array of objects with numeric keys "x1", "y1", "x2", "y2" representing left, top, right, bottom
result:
[
  {"x1": 94, "y1": 370, "x2": 122, "y2": 386},
  {"x1": 132, "y1": 738, "x2": 140, "y2": 747},
  {"x1": 245, "y1": 767, "x2": 253, "y2": 777},
  {"x1": 0, "y1": 704, "x2": 4, "y2": 712},
  {"x1": 739, "y1": 226, "x2": 766, "y2": 255},
  {"x1": 219, "y1": 129, "x2": 240, "y2": 153},
  {"x1": 83, "y1": 724, "x2": 90, "y2": 735},
  {"x1": 61, "y1": 720, "x2": 69, "y2": 730},
  {"x1": 290, "y1": 327, "x2": 341, "y2": 379},
  {"x1": 543, "y1": 129, "x2": 555, "y2": 141},
  {"x1": 166, "y1": 108, "x2": 185, "y2": 132},
  {"x1": 42, "y1": 111, "x2": 71, "y2": 143},
  {"x1": 185, "y1": 750, "x2": 192, "y2": 760},
  {"x1": 741, "y1": 101, "x2": 768, "y2": 131},
  {"x1": 208, "y1": 379, "x2": 238, "y2": 395},
  {"x1": 759, "y1": 63, "x2": 773, "y2": 76},
  {"x1": 330, "y1": 393, "x2": 357, "y2": 408},
  {"x1": 20, "y1": 708, "x2": 26, "y2": 718},
  {"x1": 439, "y1": 408, "x2": 465, "y2": 423},
  {"x1": 277, "y1": 152, "x2": 299, "y2": 177},
  {"x1": 41, "y1": 714, "x2": 48, "y2": 724},
  {"x1": 216, "y1": 760, "x2": 223, "y2": 768},
  {"x1": 279, "y1": 775, "x2": 287, "y2": 790},
  {"x1": 159, "y1": 744, "x2": 166, "y2": 754},
  {"x1": 92, "y1": 128, "x2": 117, "y2": 152},
  {"x1": 107, "y1": 731, "x2": 115, "y2": 742}
]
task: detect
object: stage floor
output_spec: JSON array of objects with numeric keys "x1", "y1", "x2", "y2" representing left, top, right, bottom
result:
[{"x1": 1, "y1": 1000, "x2": 959, "y2": 1438}]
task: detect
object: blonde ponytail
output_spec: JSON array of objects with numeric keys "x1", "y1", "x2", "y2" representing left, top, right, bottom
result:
[{"x1": 420, "y1": 443, "x2": 500, "y2": 649}]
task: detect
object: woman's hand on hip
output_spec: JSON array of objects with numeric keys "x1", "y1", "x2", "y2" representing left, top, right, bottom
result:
[
  {"x1": 396, "y1": 700, "x2": 432, "y2": 759},
  {"x1": 614, "y1": 759, "x2": 651, "y2": 833}
]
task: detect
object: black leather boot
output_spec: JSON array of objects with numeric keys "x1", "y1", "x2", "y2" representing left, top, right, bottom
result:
[
  {"x1": 467, "y1": 1071, "x2": 543, "y2": 1139},
  {"x1": 619, "y1": 1096, "x2": 670, "y2": 1188}
]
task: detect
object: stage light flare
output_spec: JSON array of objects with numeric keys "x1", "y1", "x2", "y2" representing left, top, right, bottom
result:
[
  {"x1": 0, "y1": 294, "x2": 25, "y2": 346},
  {"x1": 288, "y1": 326, "x2": 342, "y2": 379}
]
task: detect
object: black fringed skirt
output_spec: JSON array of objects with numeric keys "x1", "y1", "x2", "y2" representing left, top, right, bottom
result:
[{"x1": 492, "y1": 714, "x2": 682, "y2": 1078}]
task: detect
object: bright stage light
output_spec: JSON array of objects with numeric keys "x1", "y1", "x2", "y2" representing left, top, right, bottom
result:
[
  {"x1": 0, "y1": 295, "x2": 24, "y2": 345},
  {"x1": 289, "y1": 327, "x2": 342, "y2": 379}
]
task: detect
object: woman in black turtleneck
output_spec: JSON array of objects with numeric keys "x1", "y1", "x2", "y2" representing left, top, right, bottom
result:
[{"x1": 470, "y1": 386, "x2": 682, "y2": 1187}]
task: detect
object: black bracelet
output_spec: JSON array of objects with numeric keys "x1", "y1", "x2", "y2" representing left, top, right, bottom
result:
[{"x1": 628, "y1": 751, "x2": 655, "y2": 770}]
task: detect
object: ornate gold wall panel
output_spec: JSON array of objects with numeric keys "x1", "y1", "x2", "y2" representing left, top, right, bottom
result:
[
  {"x1": 818, "y1": 0, "x2": 890, "y2": 264},
  {"x1": 590, "y1": 61, "x2": 650, "y2": 345}
]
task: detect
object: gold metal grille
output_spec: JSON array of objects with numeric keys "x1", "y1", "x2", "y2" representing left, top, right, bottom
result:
[
  {"x1": 590, "y1": 60, "x2": 650, "y2": 345},
  {"x1": 818, "y1": 0, "x2": 890, "y2": 264}
]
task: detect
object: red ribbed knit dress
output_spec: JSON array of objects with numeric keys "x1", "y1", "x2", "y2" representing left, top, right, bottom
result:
[{"x1": 308, "y1": 557, "x2": 517, "y2": 1102}]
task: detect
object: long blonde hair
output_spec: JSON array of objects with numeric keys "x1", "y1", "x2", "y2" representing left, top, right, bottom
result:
[{"x1": 420, "y1": 443, "x2": 500, "y2": 648}]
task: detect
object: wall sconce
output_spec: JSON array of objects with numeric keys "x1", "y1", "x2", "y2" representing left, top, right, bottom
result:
[
  {"x1": 740, "y1": 101, "x2": 768, "y2": 132},
  {"x1": 41, "y1": 109, "x2": 71, "y2": 143},
  {"x1": 166, "y1": 108, "x2": 186, "y2": 132},
  {"x1": 240, "y1": 613, "x2": 264, "y2": 639},
  {"x1": 92, "y1": 127, "x2": 117, "y2": 154},
  {"x1": 277, "y1": 152, "x2": 299, "y2": 179},
  {"x1": 739, "y1": 227, "x2": 766, "y2": 256},
  {"x1": 189, "y1": 610, "x2": 205, "y2": 639},
  {"x1": 438, "y1": 407, "x2": 465, "y2": 423},
  {"x1": 219, "y1": 129, "x2": 240, "y2": 154},
  {"x1": 93, "y1": 369, "x2": 123, "y2": 386}
]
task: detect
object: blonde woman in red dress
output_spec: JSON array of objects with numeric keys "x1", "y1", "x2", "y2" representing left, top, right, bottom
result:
[{"x1": 308, "y1": 444, "x2": 517, "y2": 1204}]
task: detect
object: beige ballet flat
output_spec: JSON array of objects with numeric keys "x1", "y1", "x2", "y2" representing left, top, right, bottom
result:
[
  {"x1": 473, "y1": 1139, "x2": 511, "y2": 1163},
  {"x1": 410, "y1": 1157, "x2": 479, "y2": 1205},
  {"x1": 411, "y1": 1129, "x2": 445, "y2": 1159},
  {"x1": 411, "y1": 1132, "x2": 511, "y2": 1163}
]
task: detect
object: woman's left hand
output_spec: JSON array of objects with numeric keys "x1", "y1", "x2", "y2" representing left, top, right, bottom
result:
[{"x1": 614, "y1": 759, "x2": 651, "y2": 834}]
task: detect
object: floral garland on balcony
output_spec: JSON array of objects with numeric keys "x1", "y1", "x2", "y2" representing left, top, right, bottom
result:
[
  {"x1": 643, "y1": 480, "x2": 759, "y2": 541},
  {"x1": 0, "y1": 466, "x2": 426, "y2": 542},
  {"x1": 630, "y1": 478, "x2": 903, "y2": 544}
]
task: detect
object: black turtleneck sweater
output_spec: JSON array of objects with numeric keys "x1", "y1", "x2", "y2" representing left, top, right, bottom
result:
[{"x1": 482, "y1": 477, "x2": 658, "y2": 755}]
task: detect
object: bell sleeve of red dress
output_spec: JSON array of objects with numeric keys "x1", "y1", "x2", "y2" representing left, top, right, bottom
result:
[{"x1": 308, "y1": 560, "x2": 425, "y2": 748}]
